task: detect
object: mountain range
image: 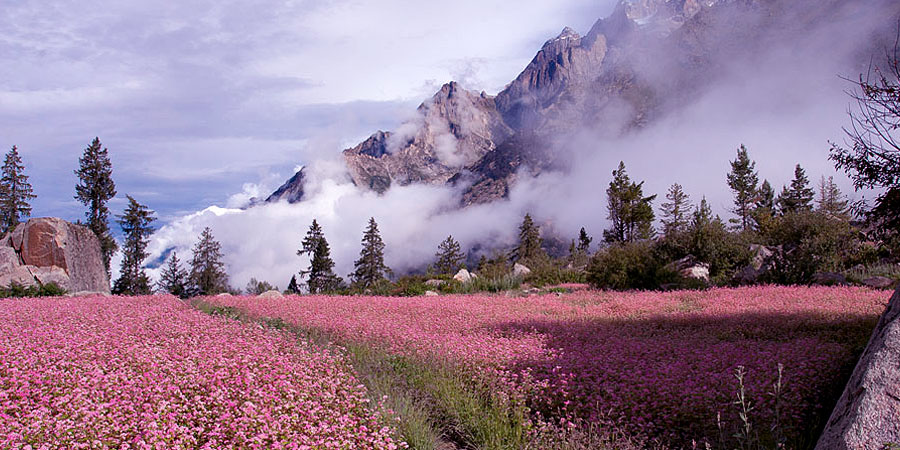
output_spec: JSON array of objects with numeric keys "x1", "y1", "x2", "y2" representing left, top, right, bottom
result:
[{"x1": 266, "y1": 0, "x2": 900, "y2": 206}]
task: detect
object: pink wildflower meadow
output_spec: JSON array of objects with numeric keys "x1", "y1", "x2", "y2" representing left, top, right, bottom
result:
[
  {"x1": 211, "y1": 286, "x2": 890, "y2": 446},
  {"x1": 0, "y1": 296, "x2": 402, "y2": 450}
]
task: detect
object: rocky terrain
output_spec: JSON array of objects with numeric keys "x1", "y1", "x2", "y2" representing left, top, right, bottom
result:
[
  {"x1": 269, "y1": 0, "x2": 899, "y2": 206},
  {"x1": 0, "y1": 218, "x2": 110, "y2": 294}
]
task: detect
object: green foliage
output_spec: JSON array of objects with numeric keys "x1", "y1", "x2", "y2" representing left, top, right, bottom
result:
[
  {"x1": 156, "y1": 251, "x2": 190, "y2": 298},
  {"x1": 816, "y1": 176, "x2": 850, "y2": 219},
  {"x1": 189, "y1": 227, "x2": 230, "y2": 295},
  {"x1": 751, "y1": 180, "x2": 777, "y2": 234},
  {"x1": 351, "y1": 217, "x2": 392, "y2": 291},
  {"x1": 843, "y1": 262, "x2": 900, "y2": 285},
  {"x1": 297, "y1": 219, "x2": 343, "y2": 293},
  {"x1": 285, "y1": 275, "x2": 300, "y2": 294},
  {"x1": 762, "y1": 210, "x2": 860, "y2": 284},
  {"x1": 112, "y1": 196, "x2": 156, "y2": 296},
  {"x1": 604, "y1": 161, "x2": 656, "y2": 243},
  {"x1": 510, "y1": 213, "x2": 546, "y2": 263},
  {"x1": 391, "y1": 275, "x2": 430, "y2": 297},
  {"x1": 433, "y1": 235, "x2": 465, "y2": 275},
  {"x1": 477, "y1": 252, "x2": 511, "y2": 279},
  {"x1": 726, "y1": 145, "x2": 759, "y2": 231},
  {"x1": 0, "y1": 282, "x2": 67, "y2": 298},
  {"x1": 587, "y1": 241, "x2": 676, "y2": 290},
  {"x1": 777, "y1": 164, "x2": 815, "y2": 215},
  {"x1": 245, "y1": 278, "x2": 278, "y2": 295},
  {"x1": 577, "y1": 227, "x2": 592, "y2": 254},
  {"x1": 0, "y1": 145, "x2": 36, "y2": 233},
  {"x1": 74, "y1": 137, "x2": 118, "y2": 277},
  {"x1": 660, "y1": 183, "x2": 692, "y2": 237}
]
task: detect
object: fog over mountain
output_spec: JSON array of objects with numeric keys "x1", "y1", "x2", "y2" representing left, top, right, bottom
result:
[{"x1": 142, "y1": 0, "x2": 900, "y2": 288}]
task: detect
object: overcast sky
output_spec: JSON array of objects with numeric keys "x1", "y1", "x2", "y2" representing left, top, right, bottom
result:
[{"x1": 0, "y1": 0, "x2": 612, "y2": 223}]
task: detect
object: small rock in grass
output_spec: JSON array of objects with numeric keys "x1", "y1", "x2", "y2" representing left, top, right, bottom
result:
[
  {"x1": 863, "y1": 276, "x2": 895, "y2": 289},
  {"x1": 453, "y1": 269, "x2": 472, "y2": 283},
  {"x1": 424, "y1": 291, "x2": 440, "y2": 297},
  {"x1": 425, "y1": 279, "x2": 445, "y2": 287}
]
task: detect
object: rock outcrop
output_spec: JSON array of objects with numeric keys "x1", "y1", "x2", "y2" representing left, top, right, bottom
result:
[
  {"x1": 0, "y1": 218, "x2": 110, "y2": 294},
  {"x1": 816, "y1": 286, "x2": 900, "y2": 449}
]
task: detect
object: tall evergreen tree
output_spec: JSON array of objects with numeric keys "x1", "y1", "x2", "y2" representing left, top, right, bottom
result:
[
  {"x1": 189, "y1": 227, "x2": 230, "y2": 295},
  {"x1": 777, "y1": 164, "x2": 815, "y2": 214},
  {"x1": 112, "y1": 196, "x2": 156, "y2": 296},
  {"x1": 0, "y1": 146, "x2": 36, "y2": 233},
  {"x1": 751, "y1": 179, "x2": 777, "y2": 232},
  {"x1": 298, "y1": 219, "x2": 342, "y2": 294},
  {"x1": 157, "y1": 251, "x2": 189, "y2": 298},
  {"x1": 434, "y1": 235, "x2": 465, "y2": 275},
  {"x1": 660, "y1": 183, "x2": 692, "y2": 237},
  {"x1": 577, "y1": 227, "x2": 592, "y2": 253},
  {"x1": 286, "y1": 275, "x2": 300, "y2": 294},
  {"x1": 75, "y1": 137, "x2": 117, "y2": 276},
  {"x1": 726, "y1": 145, "x2": 759, "y2": 231},
  {"x1": 510, "y1": 213, "x2": 545, "y2": 262},
  {"x1": 604, "y1": 161, "x2": 656, "y2": 243},
  {"x1": 817, "y1": 175, "x2": 850, "y2": 219},
  {"x1": 351, "y1": 218, "x2": 391, "y2": 290}
]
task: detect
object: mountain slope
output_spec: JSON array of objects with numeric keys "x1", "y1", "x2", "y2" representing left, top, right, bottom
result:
[{"x1": 269, "y1": 0, "x2": 900, "y2": 206}]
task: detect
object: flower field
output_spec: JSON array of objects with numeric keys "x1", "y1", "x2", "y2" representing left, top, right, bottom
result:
[
  {"x1": 0, "y1": 296, "x2": 401, "y2": 449},
  {"x1": 210, "y1": 286, "x2": 890, "y2": 447}
]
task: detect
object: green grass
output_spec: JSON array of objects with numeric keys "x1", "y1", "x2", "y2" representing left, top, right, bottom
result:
[{"x1": 843, "y1": 262, "x2": 900, "y2": 285}]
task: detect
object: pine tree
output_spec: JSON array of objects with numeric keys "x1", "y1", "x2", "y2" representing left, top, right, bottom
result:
[
  {"x1": 726, "y1": 145, "x2": 759, "y2": 231},
  {"x1": 510, "y1": 213, "x2": 546, "y2": 263},
  {"x1": 434, "y1": 235, "x2": 465, "y2": 275},
  {"x1": 298, "y1": 219, "x2": 342, "y2": 294},
  {"x1": 0, "y1": 146, "x2": 36, "y2": 233},
  {"x1": 777, "y1": 164, "x2": 815, "y2": 214},
  {"x1": 660, "y1": 183, "x2": 692, "y2": 237},
  {"x1": 751, "y1": 179, "x2": 777, "y2": 232},
  {"x1": 74, "y1": 137, "x2": 117, "y2": 276},
  {"x1": 351, "y1": 218, "x2": 391, "y2": 290},
  {"x1": 286, "y1": 275, "x2": 300, "y2": 294},
  {"x1": 308, "y1": 237, "x2": 342, "y2": 294},
  {"x1": 112, "y1": 196, "x2": 156, "y2": 296},
  {"x1": 189, "y1": 227, "x2": 229, "y2": 295},
  {"x1": 817, "y1": 176, "x2": 850, "y2": 219},
  {"x1": 157, "y1": 251, "x2": 189, "y2": 298},
  {"x1": 245, "y1": 278, "x2": 277, "y2": 295},
  {"x1": 577, "y1": 227, "x2": 592, "y2": 253},
  {"x1": 604, "y1": 162, "x2": 656, "y2": 243}
]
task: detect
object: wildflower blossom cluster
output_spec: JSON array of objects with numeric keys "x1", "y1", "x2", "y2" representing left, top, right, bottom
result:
[
  {"x1": 0, "y1": 296, "x2": 401, "y2": 449},
  {"x1": 211, "y1": 286, "x2": 889, "y2": 445}
]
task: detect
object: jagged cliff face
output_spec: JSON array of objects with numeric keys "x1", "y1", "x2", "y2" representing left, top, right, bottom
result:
[
  {"x1": 342, "y1": 82, "x2": 513, "y2": 193},
  {"x1": 269, "y1": 0, "x2": 897, "y2": 206}
]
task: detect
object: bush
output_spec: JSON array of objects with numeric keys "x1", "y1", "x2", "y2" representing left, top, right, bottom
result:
[
  {"x1": 391, "y1": 275, "x2": 430, "y2": 297},
  {"x1": 762, "y1": 211, "x2": 860, "y2": 284},
  {"x1": 0, "y1": 282, "x2": 68, "y2": 298},
  {"x1": 587, "y1": 241, "x2": 677, "y2": 290}
]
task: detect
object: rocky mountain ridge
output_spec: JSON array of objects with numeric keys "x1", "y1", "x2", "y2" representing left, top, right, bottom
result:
[{"x1": 269, "y1": 0, "x2": 899, "y2": 206}]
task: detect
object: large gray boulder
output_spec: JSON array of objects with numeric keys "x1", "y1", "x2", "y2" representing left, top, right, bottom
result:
[
  {"x1": 816, "y1": 285, "x2": 900, "y2": 449},
  {"x1": 0, "y1": 218, "x2": 109, "y2": 294}
]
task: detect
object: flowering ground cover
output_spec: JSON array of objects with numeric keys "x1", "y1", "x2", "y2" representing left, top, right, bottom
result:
[
  {"x1": 0, "y1": 296, "x2": 401, "y2": 449},
  {"x1": 209, "y1": 286, "x2": 890, "y2": 448}
]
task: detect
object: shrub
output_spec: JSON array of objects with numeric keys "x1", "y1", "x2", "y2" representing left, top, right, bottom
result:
[
  {"x1": 0, "y1": 282, "x2": 67, "y2": 298},
  {"x1": 762, "y1": 211, "x2": 860, "y2": 284},
  {"x1": 587, "y1": 241, "x2": 677, "y2": 290},
  {"x1": 391, "y1": 275, "x2": 430, "y2": 297}
]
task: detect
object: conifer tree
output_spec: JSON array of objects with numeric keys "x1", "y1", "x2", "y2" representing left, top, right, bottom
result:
[
  {"x1": 817, "y1": 175, "x2": 850, "y2": 219},
  {"x1": 726, "y1": 145, "x2": 759, "y2": 231},
  {"x1": 604, "y1": 161, "x2": 656, "y2": 243},
  {"x1": 112, "y1": 196, "x2": 156, "y2": 296},
  {"x1": 777, "y1": 164, "x2": 815, "y2": 214},
  {"x1": 751, "y1": 179, "x2": 777, "y2": 232},
  {"x1": 351, "y1": 217, "x2": 391, "y2": 290},
  {"x1": 75, "y1": 137, "x2": 117, "y2": 276},
  {"x1": 577, "y1": 227, "x2": 592, "y2": 254},
  {"x1": 157, "y1": 251, "x2": 189, "y2": 298},
  {"x1": 189, "y1": 227, "x2": 229, "y2": 295},
  {"x1": 0, "y1": 146, "x2": 36, "y2": 233},
  {"x1": 660, "y1": 183, "x2": 692, "y2": 237},
  {"x1": 298, "y1": 219, "x2": 342, "y2": 294},
  {"x1": 286, "y1": 275, "x2": 300, "y2": 294},
  {"x1": 511, "y1": 213, "x2": 546, "y2": 263},
  {"x1": 434, "y1": 235, "x2": 465, "y2": 275}
]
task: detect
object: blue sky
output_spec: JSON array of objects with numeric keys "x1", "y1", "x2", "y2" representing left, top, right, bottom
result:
[{"x1": 1, "y1": 0, "x2": 611, "y2": 224}]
